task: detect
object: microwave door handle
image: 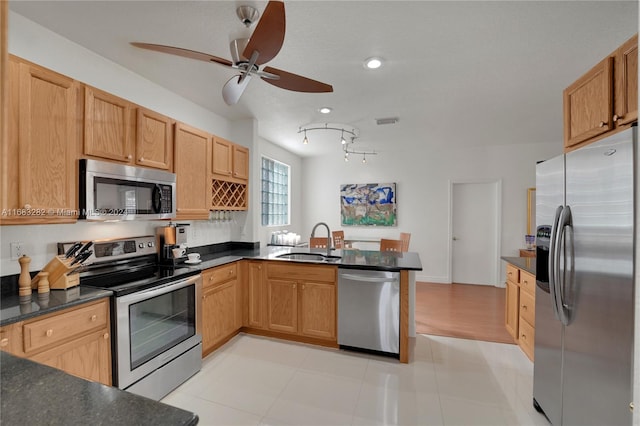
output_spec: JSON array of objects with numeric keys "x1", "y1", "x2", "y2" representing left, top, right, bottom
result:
[{"x1": 152, "y1": 184, "x2": 163, "y2": 213}]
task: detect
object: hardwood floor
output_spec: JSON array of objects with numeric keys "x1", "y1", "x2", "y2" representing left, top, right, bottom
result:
[{"x1": 416, "y1": 282, "x2": 515, "y2": 344}]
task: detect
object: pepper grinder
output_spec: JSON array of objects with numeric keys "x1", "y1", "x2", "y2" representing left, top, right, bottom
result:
[{"x1": 18, "y1": 255, "x2": 32, "y2": 298}]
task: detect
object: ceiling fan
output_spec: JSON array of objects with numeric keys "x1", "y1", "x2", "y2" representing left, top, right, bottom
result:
[{"x1": 131, "y1": 1, "x2": 333, "y2": 105}]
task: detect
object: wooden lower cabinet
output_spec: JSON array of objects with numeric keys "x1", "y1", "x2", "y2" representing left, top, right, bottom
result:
[
  {"x1": 267, "y1": 278, "x2": 298, "y2": 334},
  {"x1": 299, "y1": 281, "x2": 336, "y2": 340},
  {"x1": 504, "y1": 262, "x2": 536, "y2": 361},
  {"x1": 201, "y1": 263, "x2": 242, "y2": 356},
  {"x1": 245, "y1": 261, "x2": 266, "y2": 329},
  {"x1": 0, "y1": 298, "x2": 111, "y2": 385}
]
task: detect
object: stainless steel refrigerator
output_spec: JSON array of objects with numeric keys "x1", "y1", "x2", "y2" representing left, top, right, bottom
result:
[{"x1": 533, "y1": 126, "x2": 635, "y2": 425}]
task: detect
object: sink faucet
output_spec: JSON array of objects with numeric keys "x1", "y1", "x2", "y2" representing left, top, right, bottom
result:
[{"x1": 311, "y1": 222, "x2": 332, "y2": 256}]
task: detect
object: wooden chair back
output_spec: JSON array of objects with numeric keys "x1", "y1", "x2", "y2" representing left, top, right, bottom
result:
[
  {"x1": 399, "y1": 232, "x2": 411, "y2": 252},
  {"x1": 310, "y1": 237, "x2": 330, "y2": 249},
  {"x1": 380, "y1": 238, "x2": 404, "y2": 252},
  {"x1": 332, "y1": 231, "x2": 345, "y2": 249}
]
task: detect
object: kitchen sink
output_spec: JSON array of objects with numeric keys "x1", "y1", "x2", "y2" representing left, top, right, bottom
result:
[{"x1": 276, "y1": 253, "x2": 342, "y2": 263}]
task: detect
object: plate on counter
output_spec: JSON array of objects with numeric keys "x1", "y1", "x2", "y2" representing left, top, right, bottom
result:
[{"x1": 184, "y1": 260, "x2": 202, "y2": 265}]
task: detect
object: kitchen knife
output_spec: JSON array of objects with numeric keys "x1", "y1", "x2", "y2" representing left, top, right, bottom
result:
[
  {"x1": 64, "y1": 242, "x2": 83, "y2": 258},
  {"x1": 70, "y1": 250, "x2": 93, "y2": 266},
  {"x1": 74, "y1": 241, "x2": 93, "y2": 259}
]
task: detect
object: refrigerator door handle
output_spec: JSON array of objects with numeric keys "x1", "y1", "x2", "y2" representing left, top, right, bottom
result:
[
  {"x1": 555, "y1": 205, "x2": 573, "y2": 326},
  {"x1": 548, "y1": 205, "x2": 563, "y2": 321}
]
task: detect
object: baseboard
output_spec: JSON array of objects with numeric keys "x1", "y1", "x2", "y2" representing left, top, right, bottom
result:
[{"x1": 416, "y1": 274, "x2": 449, "y2": 283}]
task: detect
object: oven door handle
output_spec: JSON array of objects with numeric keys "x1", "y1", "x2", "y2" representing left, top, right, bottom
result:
[{"x1": 117, "y1": 274, "x2": 201, "y2": 305}]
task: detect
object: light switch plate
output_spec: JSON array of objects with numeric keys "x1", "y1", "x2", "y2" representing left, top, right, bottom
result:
[{"x1": 10, "y1": 242, "x2": 24, "y2": 260}]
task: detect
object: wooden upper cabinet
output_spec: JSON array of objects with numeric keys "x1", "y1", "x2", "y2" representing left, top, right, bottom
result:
[
  {"x1": 212, "y1": 137, "x2": 249, "y2": 183},
  {"x1": 136, "y1": 107, "x2": 173, "y2": 170},
  {"x1": 564, "y1": 33, "x2": 638, "y2": 150},
  {"x1": 563, "y1": 56, "x2": 613, "y2": 149},
  {"x1": 174, "y1": 122, "x2": 210, "y2": 219},
  {"x1": 614, "y1": 34, "x2": 638, "y2": 127},
  {"x1": 84, "y1": 86, "x2": 135, "y2": 163},
  {"x1": 2, "y1": 56, "x2": 79, "y2": 224}
]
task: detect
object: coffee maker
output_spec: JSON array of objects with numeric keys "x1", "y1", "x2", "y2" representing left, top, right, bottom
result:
[{"x1": 157, "y1": 223, "x2": 189, "y2": 264}]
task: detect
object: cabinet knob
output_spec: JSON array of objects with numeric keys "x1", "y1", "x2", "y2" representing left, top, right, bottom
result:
[
  {"x1": 103, "y1": 333, "x2": 109, "y2": 340},
  {"x1": 139, "y1": 157, "x2": 144, "y2": 162},
  {"x1": 521, "y1": 334, "x2": 526, "y2": 340},
  {"x1": 46, "y1": 329, "x2": 53, "y2": 337},
  {"x1": 0, "y1": 338, "x2": 8, "y2": 347},
  {"x1": 302, "y1": 284, "x2": 305, "y2": 290},
  {"x1": 599, "y1": 121, "x2": 607, "y2": 128},
  {"x1": 229, "y1": 270, "x2": 233, "y2": 275},
  {"x1": 91, "y1": 315, "x2": 97, "y2": 322},
  {"x1": 209, "y1": 276, "x2": 214, "y2": 281},
  {"x1": 522, "y1": 305, "x2": 527, "y2": 310},
  {"x1": 126, "y1": 154, "x2": 132, "y2": 160},
  {"x1": 613, "y1": 114, "x2": 623, "y2": 122},
  {"x1": 293, "y1": 284, "x2": 296, "y2": 289}
]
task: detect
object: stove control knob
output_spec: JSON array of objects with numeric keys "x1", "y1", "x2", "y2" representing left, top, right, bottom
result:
[
  {"x1": 138, "y1": 243, "x2": 144, "y2": 249},
  {"x1": 147, "y1": 242, "x2": 154, "y2": 247}
]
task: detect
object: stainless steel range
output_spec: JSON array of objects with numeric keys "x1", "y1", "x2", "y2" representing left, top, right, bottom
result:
[{"x1": 58, "y1": 236, "x2": 202, "y2": 401}]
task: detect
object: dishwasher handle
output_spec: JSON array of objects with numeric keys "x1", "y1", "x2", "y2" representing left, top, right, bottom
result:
[{"x1": 340, "y1": 273, "x2": 399, "y2": 284}]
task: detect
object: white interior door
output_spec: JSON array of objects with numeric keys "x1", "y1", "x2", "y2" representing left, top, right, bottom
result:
[{"x1": 451, "y1": 181, "x2": 500, "y2": 285}]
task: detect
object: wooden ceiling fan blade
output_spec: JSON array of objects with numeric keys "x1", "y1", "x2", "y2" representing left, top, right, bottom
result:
[
  {"x1": 130, "y1": 42, "x2": 233, "y2": 67},
  {"x1": 222, "y1": 74, "x2": 252, "y2": 105},
  {"x1": 242, "y1": 1, "x2": 285, "y2": 65},
  {"x1": 261, "y1": 66, "x2": 333, "y2": 93}
]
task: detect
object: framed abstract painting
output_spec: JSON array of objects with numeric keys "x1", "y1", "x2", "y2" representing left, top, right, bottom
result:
[{"x1": 340, "y1": 183, "x2": 397, "y2": 226}]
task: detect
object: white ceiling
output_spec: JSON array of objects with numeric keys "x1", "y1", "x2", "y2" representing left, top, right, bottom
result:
[{"x1": 9, "y1": 1, "x2": 639, "y2": 157}]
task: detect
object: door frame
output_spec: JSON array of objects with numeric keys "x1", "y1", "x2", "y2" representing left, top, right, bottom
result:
[{"x1": 447, "y1": 179, "x2": 502, "y2": 286}]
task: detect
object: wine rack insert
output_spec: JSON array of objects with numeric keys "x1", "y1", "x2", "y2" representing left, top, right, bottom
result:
[{"x1": 211, "y1": 179, "x2": 248, "y2": 210}]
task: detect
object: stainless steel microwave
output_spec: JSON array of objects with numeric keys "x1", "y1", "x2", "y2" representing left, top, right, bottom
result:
[{"x1": 79, "y1": 159, "x2": 176, "y2": 221}]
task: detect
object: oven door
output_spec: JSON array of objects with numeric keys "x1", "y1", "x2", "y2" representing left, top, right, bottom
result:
[{"x1": 114, "y1": 274, "x2": 202, "y2": 390}]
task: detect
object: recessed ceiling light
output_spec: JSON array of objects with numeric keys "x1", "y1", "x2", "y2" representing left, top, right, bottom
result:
[
  {"x1": 364, "y1": 57, "x2": 383, "y2": 69},
  {"x1": 319, "y1": 107, "x2": 332, "y2": 114}
]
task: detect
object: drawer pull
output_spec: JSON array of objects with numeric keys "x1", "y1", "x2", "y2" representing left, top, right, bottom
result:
[
  {"x1": 0, "y1": 338, "x2": 8, "y2": 347},
  {"x1": 103, "y1": 333, "x2": 109, "y2": 340},
  {"x1": 522, "y1": 305, "x2": 527, "y2": 310},
  {"x1": 126, "y1": 154, "x2": 132, "y2": 160},
  {"x1": 614, "y1": 114, "x2": 623, "y2": 122},
  {"x1": 91, "y1": 315, "x2": 97, "y2": 322},
  {"x1": 599, "y1": 121, "x2": 606, "y2": 128},
  {"x1": 210, "y1": 276, "x2": 214, "y2": 281},
  {"x1": 46, "y1": 329, "x2": 53, "y2": 337},
  {"x1": 293, "y1": 284, "x2": 296, "y2": 289},
  {"x1": 521, "y1": 334, "x2": 526, "y2": 340},
  {"x1": 229, "y1": 270, "x2": 233, "y2": 275},
  {"x1": 508, "y1": 272, "x2": 512, "y2": 276}
]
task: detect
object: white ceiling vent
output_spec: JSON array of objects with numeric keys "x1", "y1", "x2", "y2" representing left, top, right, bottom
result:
[{"x1": 375, "y1": 117, "x2": 399, "y2": 125}]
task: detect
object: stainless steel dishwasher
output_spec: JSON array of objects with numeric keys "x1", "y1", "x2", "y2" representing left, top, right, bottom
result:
[{"x1": 337, "y1": 269, "x2": 400, "y2": 356}]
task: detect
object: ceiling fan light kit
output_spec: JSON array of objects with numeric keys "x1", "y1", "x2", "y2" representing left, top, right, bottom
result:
[{"x1": 131, "y1": 1, "x2": 333, "y2": 105}]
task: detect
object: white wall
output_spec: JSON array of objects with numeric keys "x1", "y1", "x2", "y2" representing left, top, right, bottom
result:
[
  {"x1": 301, "y1": 140, "x2": 561, "y2": 284},
  {"x1": 0, "y1": 13, "x2": 249, "y2": 276}
]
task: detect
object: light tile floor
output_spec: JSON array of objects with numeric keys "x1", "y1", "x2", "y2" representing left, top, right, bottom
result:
[{"x1": 162, "y1": 334, "x2": 549, "y2": 426}]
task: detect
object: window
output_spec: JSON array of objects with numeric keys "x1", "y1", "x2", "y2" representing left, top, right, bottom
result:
[{"x1": 261, "y1": 157, "x2": 290, "y2": 226}]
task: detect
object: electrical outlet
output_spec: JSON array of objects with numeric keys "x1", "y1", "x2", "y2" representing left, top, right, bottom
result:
[{"x1": 10, "y1": 242, "x2": 24, "y2": 260}]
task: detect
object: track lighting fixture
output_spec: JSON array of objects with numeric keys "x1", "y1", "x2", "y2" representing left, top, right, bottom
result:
[{"x1": 297, "y1": 122, "x2": 377, "y2": 164}]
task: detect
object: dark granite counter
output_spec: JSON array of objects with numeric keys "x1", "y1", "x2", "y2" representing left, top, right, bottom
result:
[
  {"x1": 180, "y1": 246, "x2": 423, "y2": 272},
  {"x1": 501, "y1": 256, "x2": 536, "y2": 275},
  {"x1": 0, "y1": 352, "x2": 197, "y2": 426},
  {"x1": 0, "y1": 286, "x2": 112, "y2": 327}
]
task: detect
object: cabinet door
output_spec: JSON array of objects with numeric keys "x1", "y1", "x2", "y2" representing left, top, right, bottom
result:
[
  {"x1": 267, "y1": 278, "x2": 298, "y2": 334},
  {"x1": 3, "y1": 58, "x2": 79, "y2": 223},
  {"x1": 563, "y1": 56, "x2": 613, "y2": 149},
  {"x1": 136, "y1": 107, "x2": 173, "y2": 170},
  {"x1": 30, "y1": 328, "x2": 111, "y2": 385},
  {"x1": 247, "y1": 262, "x2": 265, "y2": 329},
  {"x1": 212, "y1": 137, "x2": 233, "y2": 178},
  {"x1": 202, "y1": 280, "x2": 238, "y2": 354},
  {"x1": 504, "y1": 279, "x2": 519, "y2": 340},
  {"x1": 614, "y1": 34, "x2": 638, "y2": 127},
  {"x1": 232, "y1": 144, "x2": 249, "y2": 181},
  {"x1": 174, "y1": 122, "x2": 210, "y2": 219},
  {"x1": 300, "y1": 281, "x2": 336, "y2": 340},
  {"x1": 84, "y1": 85, "x2": 134, "y2": 163}
]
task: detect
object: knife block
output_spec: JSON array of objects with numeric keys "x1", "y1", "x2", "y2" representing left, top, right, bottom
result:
[{"x1": 31, "y1": 255, "x2": 80, "y2": 290}]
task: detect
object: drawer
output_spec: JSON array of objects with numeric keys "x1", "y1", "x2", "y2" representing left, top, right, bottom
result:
[
  {"x1": 518, "y1": 317, "x2": 535, "y2": 361},
  {"x1": 520, "y1": 270, "x2": 536, "y2": 296},
  {"x1": 23, "y1": 300, "x2": 108, "y2": 354},
  {"x1": 519, "y1": 290, "x2": 535, "y2": 327},
  {"x1": 203, "y1": 263, "x2": 238, "y2": 288},
  {"x1": 506, "y1": 264, "x2": 520, "y2": 284},
  {"x1": 267, "y1": 263, "x2": 336, "y2": 283}
]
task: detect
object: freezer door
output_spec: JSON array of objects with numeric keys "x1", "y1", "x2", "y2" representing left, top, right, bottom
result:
[
  {"x1": 562, "y1": 128, "x2": 635, "y2": 425},
  {"x1": 533, "y1": 154, "x2": 565, "y2": 426}
]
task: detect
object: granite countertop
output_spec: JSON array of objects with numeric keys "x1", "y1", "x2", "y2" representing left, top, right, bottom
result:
[
  {"x1": 0, "y1": 286, "x2": 112, "y2": 327},
  {"x1": 182, "y1": 246, "x2": 424, "y2": 272},
  {"x1": 0, "y1": 352, "x2": 197, "y2": 426},
  {"x1": 501, "y1": 256, "x2": 536, "y2": 275}
]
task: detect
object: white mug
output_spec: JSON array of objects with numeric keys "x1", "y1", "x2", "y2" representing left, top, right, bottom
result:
[
  {"x1": 172, "y1": 247, "x2": 186, "y2": 258},
  {"x1": 187, "y1": 253, "x2": 200, "y2": 262}
]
